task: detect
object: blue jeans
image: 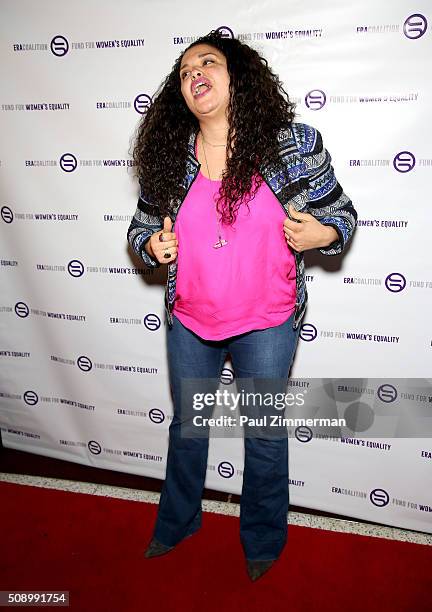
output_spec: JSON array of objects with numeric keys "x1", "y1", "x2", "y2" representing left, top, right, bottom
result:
[{"x1": 153, "y1": 311, "x2": 301, "y2": 560}]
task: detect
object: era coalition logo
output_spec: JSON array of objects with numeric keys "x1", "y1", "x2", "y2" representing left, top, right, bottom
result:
[
  {"x1": 1, "y1": 206, "x2": 14, "y2": 223},
  {"x1": 23, "y1": 391, "x2": 39, "y2": 405},
  {"x1": 385, "y1": 273, "x2": 406, "y2": 293},
  {"x1": 295, "y1": 426, "x2": 313, "y2": 442},
  {"x1": 148, "y1": 408, "x2": 165, "y2": 424},
  {"x1": 50, "y1": 35, "x2": 69, "y2": 56},
  {"x1": 377, "y1": 384, "x2": 397, "y2": 403},
  {"x1": 220, "y1": 367, "x2": 234, "y2": 385},
  {"x1": 393, "y1": 151, "x2": 415, "y2": 173},
  {"x1": 218, "y1": 461, "x2": 235, "y2": 478},
  {"x1": 60, "y1": 153, "x2": 78, "y2": 172},
  {"x1": 370, "y1": 488, "x2": 390, "y2": 507},
  {"x1": 77, "y1": 355, "x2": 93, "y2": 372},
  {"x1": 134, "y1": 94, "x2": 152, "y2": 114},
  {"x1": 88, "y1": 440, "x2": 102, "y2": 455},
  {"x1": 305, "y1": 90, "x2": 326, "y2": 110},
  {"x1": 68, "y1": 260, "x2": 85, "y2": 277},
  {"x1": 15, "y1": 302, "x2": 30, "y2": 318},
  {"x1": 300, "y1": 323, "x2": 317, "y2": 342},
  {"x1": 143, "y1": 314, "x2": 161, "y2": 331},
  {"x1": 215, "y1": 26, "x2": 235, "y2": 38},
  {"x1": 403, "y1": 14, "x2": 428, "y2": 39}
]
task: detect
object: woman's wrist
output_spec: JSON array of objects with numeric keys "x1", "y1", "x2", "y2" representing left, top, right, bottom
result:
[
  {"x1": 144, "y1": 237, "x2": 155, "y2": 258},
  {"x1": 322, "y1": 224, "x2": 339, "y2": 247}
]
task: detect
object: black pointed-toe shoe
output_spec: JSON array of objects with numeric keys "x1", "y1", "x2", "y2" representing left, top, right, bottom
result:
[
  {"x1": 246, "y1": 559, "x2": 275, "y2": 581},
  {"x1": 144, "y1": 537, "x2": 175, "y2": 558}
]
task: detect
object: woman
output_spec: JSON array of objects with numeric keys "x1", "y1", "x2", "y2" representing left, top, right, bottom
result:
[{"x1": 127, "y1": 30, "x2": 357, "y2": 581}]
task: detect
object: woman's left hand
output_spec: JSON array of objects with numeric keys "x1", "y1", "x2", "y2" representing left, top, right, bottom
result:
[{"x1": 283, "y1": 204, "x2": 338, "y2": 252}]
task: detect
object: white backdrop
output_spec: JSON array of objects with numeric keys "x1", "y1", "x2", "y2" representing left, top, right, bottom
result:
[{"x1": 1, "y1": 0, "x2": 431, "y2": 533}]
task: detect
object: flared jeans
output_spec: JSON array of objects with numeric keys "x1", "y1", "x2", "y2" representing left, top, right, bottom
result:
[{"x1": 152, "y1": 311, "x2": 301, "y2": 561}]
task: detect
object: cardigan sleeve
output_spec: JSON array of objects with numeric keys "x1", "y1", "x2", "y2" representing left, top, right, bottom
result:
[
  {"x1": 294, "y1": 123, "x2": 357, "y2": 255},
  {"x1": 126, "y1": 187, "x2": 163, "y2": 269}
]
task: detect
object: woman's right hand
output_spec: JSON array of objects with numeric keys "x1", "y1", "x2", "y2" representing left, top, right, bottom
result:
[{"x1": 146, "y1": 216, "x2": 178, "y2": 263}]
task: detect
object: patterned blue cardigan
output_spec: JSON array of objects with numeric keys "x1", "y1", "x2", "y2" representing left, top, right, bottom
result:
[{"x1": 127, "y1": 122, "x2": 357, "y2": 330}]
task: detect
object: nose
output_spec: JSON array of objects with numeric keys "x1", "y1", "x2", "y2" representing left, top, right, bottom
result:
[{"x1": 191, "y1": 68, "x2": 202, "y2": 79}]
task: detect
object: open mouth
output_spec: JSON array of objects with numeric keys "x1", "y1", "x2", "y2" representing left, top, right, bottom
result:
[{"x1": 192, "y1": 81, "x2": 212, "y2": 98}]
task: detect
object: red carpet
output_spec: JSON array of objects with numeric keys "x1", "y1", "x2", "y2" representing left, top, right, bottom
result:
[{"x1": 1, "y1": 480, "x2": 431, "y2": 611}]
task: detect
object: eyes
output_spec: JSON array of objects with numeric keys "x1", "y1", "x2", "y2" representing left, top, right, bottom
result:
[{"x1": 180, "y1": 58, "x2": 214, "y2": 80}]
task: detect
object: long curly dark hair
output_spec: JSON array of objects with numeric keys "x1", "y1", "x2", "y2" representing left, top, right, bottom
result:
[{"x1": 131, "y1": 30, "x2": 297, "y2": 225}]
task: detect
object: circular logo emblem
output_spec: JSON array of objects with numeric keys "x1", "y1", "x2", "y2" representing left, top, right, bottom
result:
[
  {"x1": 215, "y1": 26, "x2": 234, "y2": 38},
  {"x1": 143, "y1": 313, "x2": 161, "y2": 331},
  {"x1": 67, "y1": 260, "x2": 85, "y2": 277},
  {"x1": 50, "y1": 35, "x2": 69, "y2": 57},
  {"x1": 403, "y1": 14, "x2": 428, "y2": 39},
  {"x1": 1, "y1": 206, "x2": 13, "y2": 223},
  {"x1": 60, "y1": 153, "x2": 78, "y2": 173},
  {"x1": 134, "y1": 93, "x2": 152, "y2": 115},
  {"x1": 23, "y1": 391, "x2": 39, "y2": 405},
  {"x1": 77, "y1": 355, "x2": 93, "y2": 372},
  {"x1": 220, "y1": 367, "x2": 234, "y2": 385},
  {"x1": 15, "y1": 302, "x2": 29, "y2": 318},
  {"x1": 305, "y1": 90, "x2": 326, "y2": 110},
  {"x1": 385, "y1": 272, "x2": 406, "y2": 293},
  {"x1": 295, "y1": 426, "x2": 313, "y2": 442},
  {"x1": 370, "y1": 488, "x2": 390, "y2": 507},
  {"x1": 88, "y1": 440, "x2": 102, "y2": 455},
  {"x1": 299, "y1": 323, "x2": 317, "y2": 342},
  {"x1": 218, "y1": 461, "x2": 235, "y2": 478},
  {"x1": 393, "y1": 151, "x2": 415, "y2": 173},
  {"x1": 149, "y1": 408, "x2": 165, "y2": 424},
  {"x1": 377, "y1": 384, "x2": 397, "y2": 403}
]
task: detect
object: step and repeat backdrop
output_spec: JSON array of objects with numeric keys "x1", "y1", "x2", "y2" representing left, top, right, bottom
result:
[{"x1": 1, "y1": 1, "x2": 431, "y2": 533}]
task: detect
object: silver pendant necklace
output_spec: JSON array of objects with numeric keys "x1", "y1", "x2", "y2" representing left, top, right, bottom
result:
[{"x1": 201, "y1": 132, "x2": 229, "y2": 249}]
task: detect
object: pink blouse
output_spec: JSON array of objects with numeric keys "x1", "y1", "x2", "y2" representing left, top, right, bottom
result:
[{"x1": 172, "y1": 160, "x2": 297, "y2": 340}]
